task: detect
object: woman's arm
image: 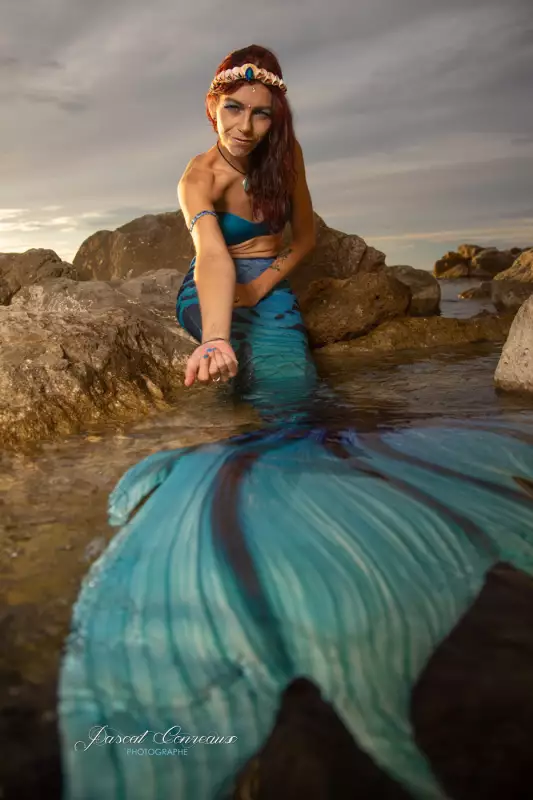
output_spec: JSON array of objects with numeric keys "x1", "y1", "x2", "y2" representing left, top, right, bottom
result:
[
  {"x1": 178, "y1": 160, "x2": 239, "y2": 385},
  {"x1": 235, "y1": 140, "x2": 316, "y2": 306},
  {"x1": 178, "y1": 162, "x2": 236, "y2": 342}
]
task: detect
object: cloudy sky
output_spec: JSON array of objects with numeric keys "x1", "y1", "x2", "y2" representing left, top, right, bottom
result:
[{"x1": 2, "y1": 0, "x2": 532, "y2": 269}]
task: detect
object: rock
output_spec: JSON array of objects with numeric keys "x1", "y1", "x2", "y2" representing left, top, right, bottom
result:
[
  {"x1": 0, "y1": 271, "x2": 195, "y2": 448},
  {"x1": 73, "y1": 212, "x2": 195, "y2": 281},
  {"x1": 457, "y1": 244, "x2": 485, "y2": 260},
  {"x1": 318, "y1": 312, "x2": 515, "y2": 356},
  {"x1": 493, "y1": 249, "x2": 533, "y2": 282},
  {"x1": 0, "y1": 249, "x2": 87, "y2": 305},
  {"x1": 298, "y1": 271, "x2": 410, "y2": 348},
  {"x1": 459, "y1": 282, "x2": 492, "y2": 300},
  {"x1": 494, "y1": 296, "x2": 533, "y2": 394},
  {"x1": 490, "y1": 280, "x2": 533, "y2": 311},
  {"x1": 438, "y1": 264, "x2": 471, "y2": 280},
  {"x1": 384, "y1": 265, "x2": 440, "y2": 316},
  {"x1": 433, "y1": 251, "x2": 469, "y2": 278},
  {"x1": 288, "y1": 213, "x2": 386, "y2": 293},
  {"x1": 470, "y1": 248, "x2": 515, "y2": 278}
]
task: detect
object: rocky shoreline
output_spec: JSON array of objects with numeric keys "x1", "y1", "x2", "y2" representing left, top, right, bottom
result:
[{"x1": 2, "y1": 210, "x2": 531, "y2": 449}]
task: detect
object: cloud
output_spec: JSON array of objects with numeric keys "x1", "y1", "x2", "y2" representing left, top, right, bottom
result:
[{"x1": 1, "y1": 0, "x2": 531, "y2": 270}]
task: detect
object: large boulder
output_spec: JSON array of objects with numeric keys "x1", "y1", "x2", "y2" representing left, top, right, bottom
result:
[
  {"x1": 288, "y1": 213, "x2": 386, "y2": 293},
  {"x1": 470, "y1": 248, "x2": 515, "y2": 278},
  {"x1": 493, "y1": 249, "x2": 533, "y2": 283},
  {"x1": 298, "y1": 271, "x2": 410, "y2": 347},
  {"x1": 0, "y1": 270, "x2": 194, "y2": 448},
  {"x1": 73, "y1": 212, "x2": 194, "y2": 281},
  {"x1": 494, "y1": 297, "x2": 533, "y2": 394},
  {"x1": 319, "y1": 312, "x2": 514, "y2": 356},
  {"x1": 384, "y1": 265, "x2": 440, "y2": 316},
  {"x1": 490, "y1": 280, "x2": 533, "y2": 311},
  {"x1": 0, "y1": 249, "x2": 87, "y2": 305},
  {"x1": 433, "y1": 251, "x2": 469, "y2": 278}
]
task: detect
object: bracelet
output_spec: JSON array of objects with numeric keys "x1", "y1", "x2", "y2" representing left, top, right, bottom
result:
[
  {"x1": 201, "y1": 337, "x2": 228, "y2": 345},
  {"x1": 269, "y1": 264, "x2": 281, "y2": 272}
]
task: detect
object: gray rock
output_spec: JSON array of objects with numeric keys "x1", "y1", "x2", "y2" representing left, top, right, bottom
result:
[
  {"x1": 495, "y1": 296, "x2": 533, "y2": 394},
  {"x1": 384, "y1": 265, "x2": 440, "y2": 316}
]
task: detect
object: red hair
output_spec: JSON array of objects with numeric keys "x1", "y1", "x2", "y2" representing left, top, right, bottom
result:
[{"x1": 205, "y1": 45, "x2": 297, "y2": 233}]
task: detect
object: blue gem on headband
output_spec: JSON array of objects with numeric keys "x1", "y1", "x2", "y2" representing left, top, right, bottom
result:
[{"x1": 245, "y1": 66, "x2": 254, "y2": 81}]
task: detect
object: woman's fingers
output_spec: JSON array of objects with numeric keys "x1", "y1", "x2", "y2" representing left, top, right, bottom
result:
[
  {"x1": 197, "y1": 350, "x2": 212, "y2": 383},
  {"x1": 211, "y1": 349, "x2": 230, "y2": 382},
  {"x1": 220, "y1": 350, "x2": 238, "y2": 379}
]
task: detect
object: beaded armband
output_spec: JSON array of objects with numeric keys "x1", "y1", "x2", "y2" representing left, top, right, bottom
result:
[{"x1": 188, "y1": 209, "x2": 218, "y2": 234}]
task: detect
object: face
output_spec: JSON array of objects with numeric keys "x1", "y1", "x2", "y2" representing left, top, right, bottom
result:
[{"x1": 213, "y1": 83, "x2": 273, "y2": 155}]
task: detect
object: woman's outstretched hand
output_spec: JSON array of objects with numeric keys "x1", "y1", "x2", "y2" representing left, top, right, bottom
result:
[{"x1": 184, "y1": 339, "x2": 238, "y2": 387}]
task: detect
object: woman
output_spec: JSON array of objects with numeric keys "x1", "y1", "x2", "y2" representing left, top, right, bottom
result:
[
  {"x1": 58, "y1": 45, "x2": 533, "y2": 800},
  {"x1": 175, "y1": 44, "x2": 318, "y2": 407}
]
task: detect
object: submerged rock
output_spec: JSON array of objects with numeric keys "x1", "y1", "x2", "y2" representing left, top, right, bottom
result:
[
  {"x1": 494, "y1": 296, "x2": 533, "y2": 394},
  {"x1": 459, "y1": 282, "x2": 492, "y2": 300},
  {"x1": 319, "y1": 312, "x2": 514, "y2": 356}
]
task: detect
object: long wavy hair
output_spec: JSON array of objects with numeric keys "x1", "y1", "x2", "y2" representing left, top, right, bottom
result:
[{"x1": 205, "y1": 45, "x2": 297, "y2": 233}]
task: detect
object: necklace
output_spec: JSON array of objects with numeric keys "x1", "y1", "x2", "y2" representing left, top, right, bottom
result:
[{"x1": 216, "y1": 141, "x2": 250, "y2": 192}]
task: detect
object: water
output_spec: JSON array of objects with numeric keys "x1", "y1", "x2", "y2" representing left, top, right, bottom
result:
[
  {"x1": 1, "y1": 280, "x2": 533, "y2": 796},
  {"x1": 439, "y1": 278, "x2": 494, "y2": 319}
]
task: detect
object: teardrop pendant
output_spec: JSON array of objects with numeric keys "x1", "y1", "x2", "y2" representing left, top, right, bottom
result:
[{"x1": 243, "y1": 176, "x2": 250, "y2": 193}]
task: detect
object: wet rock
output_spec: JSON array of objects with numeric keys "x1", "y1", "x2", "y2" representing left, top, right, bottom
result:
[
  {"x1": 490, "y1": 280, "x2": 533, "y2": 311},
  {"x1": 320, "y1": 312, "x2": 515, "y2": 356},
  {"x1": 0, "y1": 249, "x2": 88, "y2": 305},
  {"x1": 299, "y1": 271, "x2": 410, "y2": 347},
  {"x1": 470, "y1": 248, "x2": 515, "y2": 278},
  {"x1": 493, "y1": 248, "x2": 533, "y2": 283},
  {"x1": 384, "y1": 265, "x2": 440, "y2": 316},
  {"x1": 433, "y1": 251, "x2": 469, "y2": 278},
  {"x1": 0, "y1": 271, "x2": 195, "y2": 448},
  {"x1": 494, "y1": 296, "x2": 533, "y2": 394},
  {"x1": 459, "y1": 282, "x2": 492, "y2": 300}
]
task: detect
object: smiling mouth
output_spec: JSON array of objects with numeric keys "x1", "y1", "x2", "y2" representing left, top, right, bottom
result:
[{"x1": 233, "y1": 137, "x2": 253, "y2": 144}]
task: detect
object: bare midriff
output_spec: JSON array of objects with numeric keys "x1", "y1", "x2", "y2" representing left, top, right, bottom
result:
[{"x1": 227, "y1": 232, "x2": 284, "y2": 260}]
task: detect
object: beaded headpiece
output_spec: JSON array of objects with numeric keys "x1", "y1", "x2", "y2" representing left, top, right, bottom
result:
[{"x1": 209, "y1": 63, "x2": 287, "y2": 94}]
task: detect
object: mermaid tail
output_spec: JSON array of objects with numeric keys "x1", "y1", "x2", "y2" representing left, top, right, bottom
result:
[{"x1": 58, "y1": 420, "x2": 533, "y2": 800}]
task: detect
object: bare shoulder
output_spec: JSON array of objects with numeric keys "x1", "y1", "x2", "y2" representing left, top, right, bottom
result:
[{"x1": 177, "y1": 151, "x2": 228, "y2": 254}]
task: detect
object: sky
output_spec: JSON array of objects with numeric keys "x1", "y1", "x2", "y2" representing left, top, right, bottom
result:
[{"x1": 1, "y1": 0, "x2": 532, "y2": 270}]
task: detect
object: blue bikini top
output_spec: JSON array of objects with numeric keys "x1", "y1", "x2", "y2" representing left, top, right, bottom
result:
[{"x1": 216, "y1": 211, "x2": 271, "y2": 246}]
